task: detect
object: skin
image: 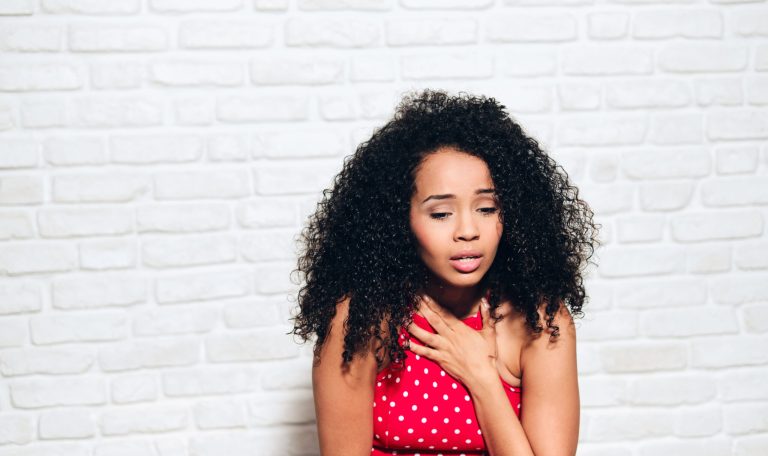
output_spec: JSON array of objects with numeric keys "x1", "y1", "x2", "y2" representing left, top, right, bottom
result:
[{"x1": 312, "y1": 147, "x2": 580, "y2": 456}]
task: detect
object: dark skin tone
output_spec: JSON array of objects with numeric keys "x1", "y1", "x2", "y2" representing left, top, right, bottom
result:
[{"x1": 311, "y1": 146, "x2": 579, "y2": 456}]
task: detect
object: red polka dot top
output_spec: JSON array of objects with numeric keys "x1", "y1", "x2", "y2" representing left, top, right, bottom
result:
[{"x1": 371, "y1": 295, "x2": 522, "y2": 456}]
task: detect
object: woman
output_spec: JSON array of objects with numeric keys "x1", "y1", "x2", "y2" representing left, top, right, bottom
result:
[{"x1": 290, "y1": 89, "x2": 600, "y2": 455}]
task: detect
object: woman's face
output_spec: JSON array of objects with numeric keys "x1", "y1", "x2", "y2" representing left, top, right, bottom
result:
[{"x1": 409, "y1": 147, "x2": 504, "y2": 289}]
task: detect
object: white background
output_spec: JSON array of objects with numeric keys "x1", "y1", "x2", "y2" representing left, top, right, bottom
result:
[{"x1": 0, "y1": 0, "x2": 767, "y2": 455}]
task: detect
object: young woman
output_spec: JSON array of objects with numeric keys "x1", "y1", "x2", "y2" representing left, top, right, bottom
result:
[{"x1": 290, "y1": 89, "x2": 600, "y2": 456}]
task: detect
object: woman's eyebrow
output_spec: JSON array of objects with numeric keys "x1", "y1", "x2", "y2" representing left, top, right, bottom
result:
[{"x1": 421, "y1": 188, "x2": 496, "y2": 204}]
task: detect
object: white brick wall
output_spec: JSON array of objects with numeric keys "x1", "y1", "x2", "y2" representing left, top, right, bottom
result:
[{"x1": 0, "y1": 0, "x2": 766, "y2": 455}]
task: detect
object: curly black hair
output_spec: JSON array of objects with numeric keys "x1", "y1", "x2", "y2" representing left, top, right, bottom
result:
[{"x1": 288, "y1": 88, "x2": 601, "y2": 372}]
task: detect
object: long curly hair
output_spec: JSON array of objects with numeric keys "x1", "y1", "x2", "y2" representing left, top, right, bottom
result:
[{"x1": 289, "y1": 89, "x2": 601, "y2": 371}]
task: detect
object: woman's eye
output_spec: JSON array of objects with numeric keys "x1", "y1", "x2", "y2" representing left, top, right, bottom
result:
[
  {"x1": 480, "y1": 207, "x2": 499, "y2": 215},
  {"x1": 429, "y1": 208, "x2": 498, "y2": 220},
  {"x1": 430, "y1": 213, "x2": 450, "y2": 220}
]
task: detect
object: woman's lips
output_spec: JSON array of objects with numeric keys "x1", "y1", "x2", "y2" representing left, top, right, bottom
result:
[{"x1": 449, "y1": 256, "x2": 482, "y2": 273}]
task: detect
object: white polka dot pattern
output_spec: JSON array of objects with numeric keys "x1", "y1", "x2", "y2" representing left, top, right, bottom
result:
[{"x1": 371, "y1": 302, "x2": 522, "y2": 456}]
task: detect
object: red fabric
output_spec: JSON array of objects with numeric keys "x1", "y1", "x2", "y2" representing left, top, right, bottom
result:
[{"x1": 371, "y1": 296, "x2": 522, "y2": 455}]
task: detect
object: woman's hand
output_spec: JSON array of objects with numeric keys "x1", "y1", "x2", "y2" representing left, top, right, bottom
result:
[{"x1": 406, "y1": 294, "x2": 500, "y2": 388}]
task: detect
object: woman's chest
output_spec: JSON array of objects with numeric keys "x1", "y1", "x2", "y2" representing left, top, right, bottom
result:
[{"x1": 371, "y1": 347, "x2": 522, "y2": 454}]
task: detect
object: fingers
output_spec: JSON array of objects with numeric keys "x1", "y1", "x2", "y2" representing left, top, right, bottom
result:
[
  {"x1": 406, "y1": 334, "x2": 441, "y2": 361},
  {"x1": 420, "y1": 295, "x2": 454, "y2": 333},
  {"x1": 407, "y1": 321, "x2": 441, "y2": 349}
]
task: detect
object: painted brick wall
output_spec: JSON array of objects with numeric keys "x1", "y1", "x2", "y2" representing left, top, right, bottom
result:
[{"x1": 1, "y1": 0, "x2": 767, "y2": 455}]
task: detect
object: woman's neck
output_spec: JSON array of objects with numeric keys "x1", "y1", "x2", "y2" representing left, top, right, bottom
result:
[{"x1": 419, "y1": 281, "x2": 485, "y2": 320}]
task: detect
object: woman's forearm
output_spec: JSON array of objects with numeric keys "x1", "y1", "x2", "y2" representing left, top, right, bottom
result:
[{"x1": 468, "y1": 372, "x2": 534, "y2": 456}]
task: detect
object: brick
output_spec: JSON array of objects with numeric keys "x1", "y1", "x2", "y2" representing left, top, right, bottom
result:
[
  {"x1": 578, "y1": 377, "x2": 626, "y2": 407},
  {"x1": 52, "y1": 274, "x2": 147, "y2": 310},
  {"x1": 0, "y1": 0, "x2": 34, "y2": 15},
  {"x1": 69, "y1": 25, "x2": 167, "y2": 52},
  {"x1": 79, "y1": 238, "x2": 137, "y2": 270},
  {"x1": 21, "y1": 100, "x2": 68, "y2": 128},
  {"x1": 734, "y1": 435, "x2": 768, "y2": 456},
  {"x1": 205, "y1": 328, "x2": 300, "y2": 362},
  {"x1": 297, "y1": 0, "x2": 393, "y2": 10},
  {"x1": 38, "y1": 207, "x2": 133, "y2": 238},
  {"x1": 640, "y1": 306, "x2": 739, "y2": 337},
  {"x1": 701, "y1": 177, "x2": 768, "y2": 207},
  {"x1": 53, "y1": 173, "x2": 150, "y2": 203},
  {"x1": 670, "y1": 211, "x2": 763, "y2": 242},
  {"x1": 0, "y1": 318, "x2": 26, "y2": 347},
  {"x1": 0, "y1": 174, "x2": 43, "y2": 205},
  {"x1": 686, "y1": 245, "x2": 732, "y2": 273},
  {"x1": 577, "y1": 310, "x2": 638, "y2": 341},
  {"x1": 0, "y1": 63, "x2": 81, "y2": 91},
  {"x1": 0, "y1": 415, "x2": 33, "y2": 445},
  {"x1": 141, "y1": 234, "x2": 236, "y2": 268},
  {"x1": 400, "y1": 0, "x2": 493, "y2": 8},
  {"x1": 627, "y1": 374, "x2": 716, "y2": 405},
  {"x1": 207, "y1": 135, "x2": 249, "y2": 161},
  {"x1": 691, "y1": 335, "x2": 768, "y2": 368},
  {"x1": 0, "y1": 24, "x2": 64, "y2": 51},
  {"x1": 98, "y1": 338, "x2": 199, "y2": 371},
  {"x1": 659, "y1": 44, "x2": 748, "y2": 73},
  {"x1": 732, "y1": 8, "x2": 768, "y2": 37},
  {"x1": 746, "y1": 76, "x2": 768, "y2": 105},
  {"x1": 385, "y1": 18, "x2": 474, "y2": 46},
  {"x1": 149, "y1": 0, "x2": 243, "y2": 12},
  {"x1": 247, "y1": 390, "x2": 314, "y2": 425},
  {"x1": 235, "y1": 198, "x2": 296, "y2": 228},
  {"x1": 153, "y1": 169, "x2": 250, "y2": 200},
  {"x1": 498, "y1": 50, "x2": 557, "y2": 77},
  {"x1": 0, "y1": 139, "x2": 38, "y2": 168},
  {"x1": 741, "y1": 303, "x2": 768, "y2": 332},
  {"x1": 675, "y1": 405, "x2": 723, "y2": 437},
  {"x1": 715, "y1": 145, "x2": 759, "y2": 174},
  {"x1": 587, "y1": 12, "x2": 629, "y2": 40},
  {"x1": 0, "y1": 280, "x2": 42, "y2": 315},
  {"x1": 222, "y1": 299, "x2": 280, "y2": 328},
  {"x1": 250, "y1": 57, "x2": 345, "y2": 85},
  {"x1": 0, "y1": 242, "x2": 77, "y2": 275},
  {"x1": 695, "y1": 78, "x2": 744, "y2": 107},
  {"x1": 150, "y1": 61, "x2": 244, "y2": 87},
  {"x1": 73, "y1": 97, "x2": 163, "y2": 127},
  {"x1": 162, "y1": 366, "x2": 261, "y2": 396},
  {"x1": 44, "y1": 136, "x2": 107, "y2": 166},
  {"x1": 605, "y1": 80, "x2": 691, "y2": 109},
  {"x1": 252, "y1": 129, "x2": 344, "y2": 158},
  {"x1": 649, "y1": 113, "x2": 703, "y2": 145},
  {"x1": 710, "y1": 274, "x2": 768, "y2": 305},
  {"x1": 587, "y1": 410, "x2": 675, "y2": 442},
  {"x1": 595, "y1": 245, "x2": 686, "y2": 277},
  {"x1": 253, "y1": 162, "x2": 341, "y2": 195},
  {"x1": 110, "y1": 134, "x2": 203, "y2": 164},
  {"x1": 133, "y1": 306, "x2": 217, "y2": 336},
  {"x1": 724, "y1": 402, "x2": 768, "y2": 435},
  {"x1": 638, "y1": 437, "x2": 732, "y2": 456},
  {"x1": 239, "y1": 230, "x2": 296, "y2": 262},
  {"x1": 253, "y1": 261, "x2": 293, "y2": 293},
  {"x1": 137, "y1": 203, "x2": 230, "y2": 233},
  {"x1": 707, "y1": 110, "x2": 768, "y2": 140},
  {"x1": 600, "y1": 341, "x2": 687, "y2": 373},
  {"x1": 0, "y1": 347, "x2": 95, "y2": 375},
  {"x1": 94, "y1": 441, "x2": 155, "y2": 456},
  {"x1": 486, "y1": 13, "x2": 577, "y2": 42},
  {"x1": 563, "y1": 47, "x2": 653, "y2": 75},
  {"x1": 633, "y1": 10, "x2": 722, "y2": 39},
  {"x1": 622, "y1": 148, "x2": 710, "y2": 179},
  {"x1": 111, "y1": 373, "x2": 158, "y2": 404},
  {"x1": 90, "y1": 61, "x2": 143, "y2": 89},
  {"x1": 286, "y1": 18, "x2": 380, "y2": 47},
  {"x1": 9, "y1": 377, "x2": 107, "y2": 408},
  {"x1": 0, "y1": 210, "x2": 34, "y2": 240},
  {"x1": 155, "y1": 268, "x2": 251, "y2": 304},
  {"x1": 173, "y1": 97, "x2": 214, "y2": 125},
  {"x1": 42, "y1": 0, "x2": 140, "y2": 14},
  {"x1": 38, "y1": 409, "x2": 95, "y2": 439},
  {"x1": 193, "y1": 399, "x2": 247, "y2": 429},
  {"x1": 179, "y1": 20, "x2": 273, "y2": 49},
  {"x1": 217, "y1": 94, "x2": 308, "y2": 122},
  {"x1": 558, "y1": 115, "x2": 646, "y2": 146},
  {"x1": 720, "y1": 368, "x2": 768, "y2": 401},
  {"x1": 558, "y1": 83, "x2": 601, "y2": 111},
  {"x1": 615, "y1": 215, "x2": 664, "y2": 242},
  {"x1": 100, "y1": 405, "x2": 188, "y2": 435},
  {"x1": 30, "y1": 312, "x2": 128, "y2": 345},
  {"x1": 401, "y1": 52, "x2": 493, "y2": 80}
]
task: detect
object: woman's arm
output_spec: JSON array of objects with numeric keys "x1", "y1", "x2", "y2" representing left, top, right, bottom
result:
[
  {"x1": 469, "y1": 302, "x2": 580, "y2": 456},
  {"x1": 312, "y1": 296, "x2": 380, "y2": 456}
]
